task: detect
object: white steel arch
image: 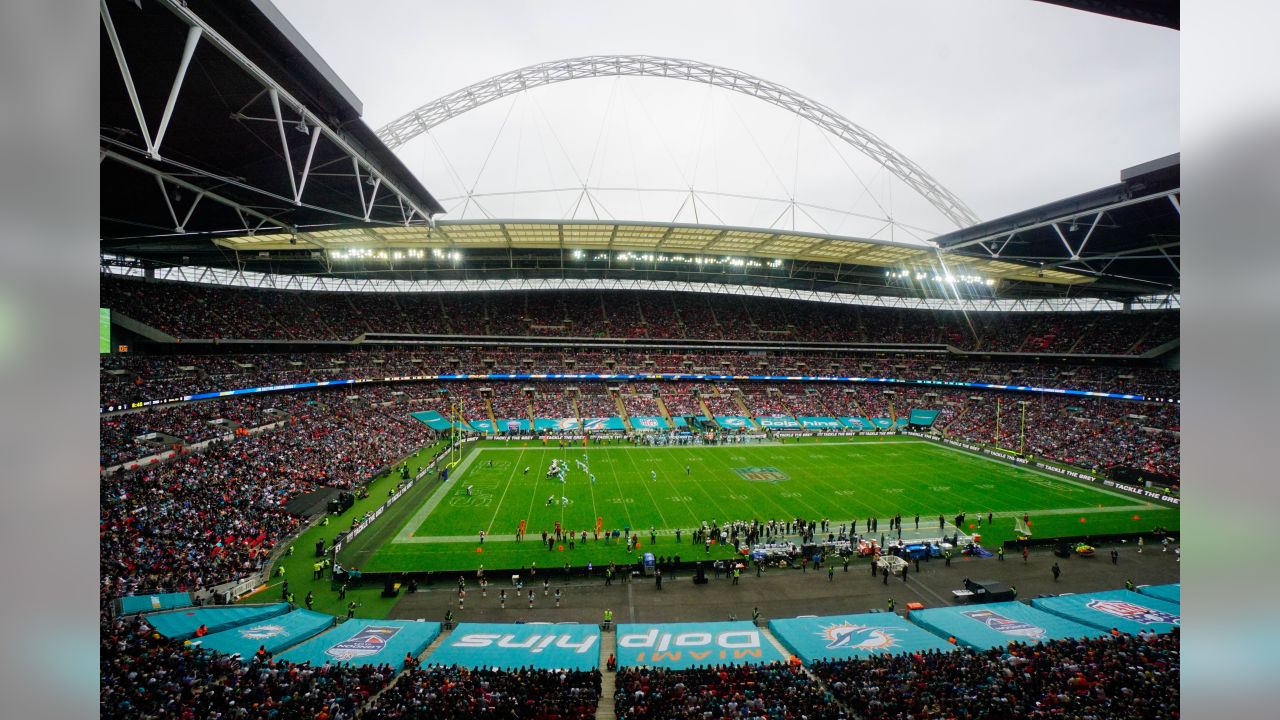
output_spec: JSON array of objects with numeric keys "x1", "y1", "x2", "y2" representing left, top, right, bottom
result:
[{"x1": 377, "y1": 55, "x2": 981, "y2": 229}]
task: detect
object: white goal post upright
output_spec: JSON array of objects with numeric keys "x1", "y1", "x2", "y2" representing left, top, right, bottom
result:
[{"x1": 448, "y1": 401, "x2": 463, "y2": 468}]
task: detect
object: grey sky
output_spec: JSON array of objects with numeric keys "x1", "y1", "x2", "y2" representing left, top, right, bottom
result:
[{"x1": 274, "y1": 0, "x2": 1177, "y2": 237}]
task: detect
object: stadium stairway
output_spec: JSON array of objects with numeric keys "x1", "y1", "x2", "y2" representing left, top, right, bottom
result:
[
  {"x1": 614, "y1": 393, "x2": 633, "y2": 432},
  {"x1": 484, "y1": 398, "x2": 499, "y2": 435},
  {"x1": 525, "y1": 392, "x2": 536, "y2": 428},
  {"x1": 356, "y1": 627, "x2": 454, "y2": 715},
  {"x1": 731, "y1": 393, "x2": 763, "y2": 430},
  {"x1": 696, "y1": 395, "x2": 715, "y2": 424},
  {"x1": 757, "y1": 626, "x2": 860, "y2": 720},
  {"x1": 597, "y1": 629, "x2": 617, "y2": 720},
  {"x1": 655, "y1": 395, "x2": 675, "y2": 428}
]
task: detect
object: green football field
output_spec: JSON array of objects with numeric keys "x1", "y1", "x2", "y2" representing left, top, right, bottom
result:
[{"x1": 338, "y1": 436, "x2": 1180, "y2": 573}]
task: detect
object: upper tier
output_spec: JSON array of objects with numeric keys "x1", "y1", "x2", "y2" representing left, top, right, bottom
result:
[{"x1": 102, "y1": 277, "x2": 1178, "y2": 355}]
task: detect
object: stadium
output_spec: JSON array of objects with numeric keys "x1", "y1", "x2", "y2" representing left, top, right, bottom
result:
[{"x1": 100, "y1": 2, "x2": 1179, "y2": 718}]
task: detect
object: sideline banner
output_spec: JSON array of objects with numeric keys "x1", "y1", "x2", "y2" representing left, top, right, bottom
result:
[
  {"x1": 630, "y1": 416, "x2": 670, "y2": 430},
  {"x1": 714, "y1": 415, "x2": 752, "y2": 430},
  {"x1": 426, "y1": 622, "x2": 600, "y2": 671},
  {"x1": 280, "y1": 619, "x2": 441, "y2": 669},
  {"x1": 769, "y1": 613, "x2": 955, "y2": 662},
  {"x1": 1032, "y1": 589, "x2": 1180, "y2": 635},
  {"x1": 615, "y1": 621, "x2": 786, "y2": 669}
]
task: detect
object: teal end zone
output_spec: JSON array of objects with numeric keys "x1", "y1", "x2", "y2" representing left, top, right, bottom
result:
[
  {"x1": 189, "y1": 609, "x2": 336, "y2": 661},
  {"x1": 426, "y1": 623, "x2": 600, "y2": 671},
  {"x1": 1138, "y1": 583, "x2": 1180, "y2": 604},
  {"x1": 799, "y1": 416, "x2": 842, "y2": 429},
  {"x1": 535, "y1": 417, "x2": 584, "y2": 431},
  {"x1": 118, "y1": 592, "x2": 193, "y2": 614},
  {"x1": 757, "y1": 416, "x2": 801, "y2": 429},
  {"x1": 279, "y1": 619, "x2": 441, "y2": 670},
  {"x1": 615, "y1": 621, "x2": 786, "y2": 670},
  {"x1": 630, "y1": 415, "x2": 671, "y2": 430},
  {"x1": 583, "y1": 417, "x2": 626, "y2": 431},
  {"x1": 411, "y1": 411, "x2": 472, "y2": 432},
  {"x1": 908, "y1": 602, "x2": 1106, "y2": 649},
  {"x1": 908, "y1": 409, "x2": 940, "y2": 426},
  {"x1": 714, "y1": 415, "x2": 753, "y2": 430},
  {"x1": 147, "y1": 603, "x2": 290, "y2": 640},
  {"x1": 1031, "y1": 589, "x2": 1181, "y2": 635},
  {"x1": 769, "y1": 613, "x2": 956, "y2": 662}
]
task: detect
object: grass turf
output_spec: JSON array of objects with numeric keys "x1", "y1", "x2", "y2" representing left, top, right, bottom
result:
[{"x1": 346, "y1": 436, "x2": 1179, "y2": 575}]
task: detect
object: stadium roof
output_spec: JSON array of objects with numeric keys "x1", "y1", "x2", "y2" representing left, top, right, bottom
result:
[
  {"x1": 100, "y1": 0, "x2": 444, "y2": 244},
  {"x1": 933, "y1": 154, "x2": 1180, "y2": 297},
  {"x1": 1033, "y1": 0, "x2": 1178, "y2": 29}
]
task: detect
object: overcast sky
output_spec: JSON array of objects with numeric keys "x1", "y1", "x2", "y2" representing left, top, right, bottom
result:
[{"x1": 273, "y1": 0, "x2": 1177, "y2": 238}]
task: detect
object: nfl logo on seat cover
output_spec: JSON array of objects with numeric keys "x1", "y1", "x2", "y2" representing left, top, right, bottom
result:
[
  {"x1": 1086, "y1": 600, "x2": 1179, "y2": 625},
  {"x1": 961, "y1": 609, "x2": 1046, "y2": 639},
  {"x1": 326, "y1": 625, "x2": 402, "y2": 660}
]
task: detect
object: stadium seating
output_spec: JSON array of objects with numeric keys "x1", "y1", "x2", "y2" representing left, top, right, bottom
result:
[
  {"x1": 811, "y1": 631, "x2": 1179, "y2": 720},
  {"x1": 615, "y1": 663, "x2": 847, "y2": 719},
  {"x1": 364, "y1": 665, "x2": 601, "y2": 719},
  {"x1": 102, "y1": 276, "x2": 1178, "y2": 353}
]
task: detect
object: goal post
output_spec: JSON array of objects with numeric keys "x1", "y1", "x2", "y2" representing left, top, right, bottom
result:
[{"x1": 448, "y1": 401, "x2": 463, "y2": 468}]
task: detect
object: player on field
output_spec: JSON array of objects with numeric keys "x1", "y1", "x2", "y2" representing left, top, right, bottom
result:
[
  {"x1": 651, "y1": 470, "x2": 657, "y2": 482},
  {"x1": 546, "y1": 495, "x2": 555, "y2": 506},
  {"x1": 590, "y1": 473, "x2": 596, "y2": 484}
]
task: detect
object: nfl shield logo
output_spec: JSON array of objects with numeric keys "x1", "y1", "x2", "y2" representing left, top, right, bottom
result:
[
  {"x1": 325, "y1": 625, "x2": 403, "y2": 661},
  {"x1": 1086, "y1": 600, "x2": 1179, "y2": 626},
  {"x1": 734, "y1": 466, "x2": 789, "y2": 483}
]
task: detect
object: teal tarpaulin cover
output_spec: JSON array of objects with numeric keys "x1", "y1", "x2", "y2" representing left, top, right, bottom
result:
[
  {"x1": 1138, "y1": 583, "x2": 1180, "y2": 604},
  {"x1": 279, "y1": 619, "x2": 441, "y2": 669},
  {"x1": 909, "y1": 602, "x2": 1106, "y2": 649},
  {"x1": 769, "y1": 613, "x2": 956, "y2": 661},
  {"x1": 1032, "y1": 589, "x2": 1180, "y2": 635},
  {"x1": 615, "y1": 621, "x2": 786, "y2": 669},
  {"x1": 189, "y1": 609, "x2": 335, "y2": 662},
  {"x1": 148, "y1": 603, "x2": 289, "y2": 640},
  {"x1": 426, "y1": 622, "x2": 600, "y2": 671},
  {"x1": 118, "y1": 592, "x2": 193, "y2": 615}
]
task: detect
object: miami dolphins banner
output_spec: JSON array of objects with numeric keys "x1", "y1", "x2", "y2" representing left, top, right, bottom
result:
[
  {"x1": 909, "y1": 602, "x2": 1105, "y2": 649},
  {"x1": 582, "y1": 417, "x2": 626, "y2": 431},
  {"x1": 118, "y1": 591, "x2": 193, "y2": 615},
  {"x1": 630, "y1": 416, "x2": 670, "y2": 430},
  {"x1": 1137, "y1": 583, "x2": 1180, "y2": 604},
  {"x1": 908, "y1": 409, "x2": 940, "y2": 426},
  {"x1": 279, "y1": 619, "x2": 441, "y2": 669},
  {"x1": 426, "y1": 622, "x2": 600, "y2": 671},
  {"x1": 799, "y1": 416, "x2": 842, "y2": 429},
  {"x1": 468, "y1": 419, "x2": 497, "y2": 434},
  {"x1": 615, "y1": 621, "x2": 787, "y2": 669},
  {"x1": 840, "y1": 417, "x2": 874, "y2": 430},
  {"x1": 757, "y1": 415, "x2": 801, "y2": 429},
  {"x1": 410, "y1": 411, "x2": 473, "y2": 432},
  {"x1": 498, "y1": 418, "x2": 532, "y2": 432},
  {"x1": 147, "y1": 603, "x2": 290, "y2": 640},
  {"x1": 188, "y1": 609, "x2": 335, "y2": 661},
  {"x1": 714, "y1": 415, "x2": 753, "y2": 430},
  {"x1": 768, "y1": 613, "x2": 955, "y2": 661},
  {"x1": 1031, "y1": 589, "x2": 1180, "y2": 634},
  {"x1": 534, "y1": 417, "x2": 583, "y2": 431}
]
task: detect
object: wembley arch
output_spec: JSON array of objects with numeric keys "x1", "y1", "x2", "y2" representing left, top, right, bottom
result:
[{"x1": 376, "y1": 55, "x2": 980, "y2": 229}]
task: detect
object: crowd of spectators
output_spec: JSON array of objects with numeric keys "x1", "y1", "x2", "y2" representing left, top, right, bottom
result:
[
  {"x1": 659, "y1": 384, "x2": 706, "y2": 417},
  {"x1": 100, "y1": 399, "x2": 435, "y2": 598},
  {"x1": 487, "y1": 385, "x2": 531, "y2": 420},
  {"x1": 100, "y1": 346, "x2": 1180, "y2": 408},
  {"x1": 363, "y1": 665, "x2": 601, "y2": 719},
  {"x1": 615, "y1": 662, "x2": 846, "y2": 720},
  {"x1": 575, "y1": 387, "x2": 620, "y2": 418},
  {"x1": 103, "y1": 275, "x2": 1179, "y2": 353},
  {"x1": 620, "y1": 386, "x2": 664, "y2": 417},
  {"x1": 811, "y1": 631, "x2": 1179, "y2": 720},
  {"x1": 699, "y1": 387, "x2": 743, "y2": 416},
  {"x1": 101, "y1": 613, "x2": 395, "y2": 720}
]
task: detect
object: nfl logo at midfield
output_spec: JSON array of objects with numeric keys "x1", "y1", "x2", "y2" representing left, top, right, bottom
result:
[
  {"x1": 1086, "y1": 600, "x2": 1180, "y2": 625},
  {"x1": 819, "y1": 623, "x2": 900, "y2": 652},
  {"x1": 325, "y1": 625, "x2": 402, "y2": 660},
  {"x1": 734, "y1": 466, "x2": 789, "y2": 483},
  {"x1": 961, "y1": 609, "x2": 1046, "y2": 639}
]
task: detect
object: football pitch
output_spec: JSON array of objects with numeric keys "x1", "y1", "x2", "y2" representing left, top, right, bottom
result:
[{"x1": 341, "y1": 437, "x2": 1179, "y2": 573}]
